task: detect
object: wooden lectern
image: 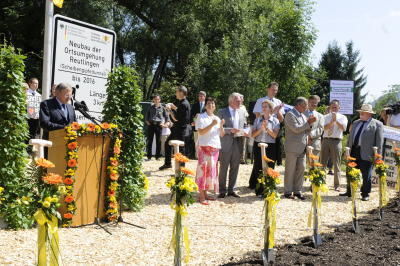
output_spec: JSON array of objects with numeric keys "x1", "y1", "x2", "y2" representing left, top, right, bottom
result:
[{"x1": 48, "y1": 129, "x2": 110, "y2": 226}]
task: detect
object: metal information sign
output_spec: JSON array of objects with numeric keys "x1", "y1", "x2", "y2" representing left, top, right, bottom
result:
[{"x1": 52, "y1": 15, "x2": 116, "y2": 123}]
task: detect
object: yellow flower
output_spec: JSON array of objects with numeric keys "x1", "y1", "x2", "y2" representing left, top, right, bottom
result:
[
  {"x1": 143, "y1": 177, "x2": 149, "y2": 191},
  {"x1": 67, "y1": 204, "x2": 75, "y2": 211},
  {"x1": 51, "y1": 197, "x2": 59, "y2": 203},
  {"x1": 42, "y1": 201, "x2": 51, "y2": 208},
  {"x1": 166, "y1": 178, "x2": 176, "y2": 188},
  {"x1": 21, "y1": 196, "x2": 30, "y2": 205},
  {"x1": 275, "y1": 178, "x2": 282, "y2": 184},
  {"x1": 58, "y1": 186, "x2": 66, "y2": 194},
  {"x1": 0, "y1": 187, "x2": 4, "y2": 194},
  {"x1": 109, "y1": 182, "x2": 119, "y2": 191},
  {"x1": 257, "y1": 177, "x2": 265, "y2": 184},
  {"x1": 45, "y1": 196, "x2": 52, "y2": 202}
]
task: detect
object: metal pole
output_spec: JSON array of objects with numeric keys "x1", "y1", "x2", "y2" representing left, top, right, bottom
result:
[{"x1": 41, "y1": 0, "x2": 54, "y2": 101}]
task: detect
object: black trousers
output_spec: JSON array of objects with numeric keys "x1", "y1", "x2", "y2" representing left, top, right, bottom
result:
[
  {"x1": 27, "y1": 118, "x2": 40, "y2": 142},
  {"x1": 347, "y1": 146, "x2": 373, "y2": 197},
  {"x1": 164, "y1": 127, "x2": 186, "y2": 166},
  {"x1": 146, "y1": 124, "x2": 162, "y2": 159},
  {"x1": 249, "y1": 142, "x2": 276, "y2": 193}
]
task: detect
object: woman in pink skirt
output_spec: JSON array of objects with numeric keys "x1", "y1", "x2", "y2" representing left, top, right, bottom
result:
[{"x1": 195, "y1": 97, "x2": 225, "y2": 205}]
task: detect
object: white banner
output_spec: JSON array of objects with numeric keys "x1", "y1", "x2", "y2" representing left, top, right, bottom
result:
[
  {"x1": 329, "y1": 80, "x2": 354, "y2": 115},
  {"x1": 52, "y1": 15, "x2": 116, "y2": 123}
]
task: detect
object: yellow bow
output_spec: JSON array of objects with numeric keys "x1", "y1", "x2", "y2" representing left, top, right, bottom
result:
[{"x1": 34, "y1": 209, "x2": 60, "y2": 266}]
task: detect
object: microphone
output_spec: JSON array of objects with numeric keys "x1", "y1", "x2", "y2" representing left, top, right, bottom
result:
[{"x1": 74, "y1": 101, "x2": 89, "y2": 111}]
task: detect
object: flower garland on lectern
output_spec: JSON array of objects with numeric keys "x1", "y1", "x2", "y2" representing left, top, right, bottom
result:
[{"x1": 62, "y1": 122, "x2": 121, "y2": 227}]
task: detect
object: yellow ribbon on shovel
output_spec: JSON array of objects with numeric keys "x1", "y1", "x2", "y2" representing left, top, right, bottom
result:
[
  {"x1": 265, "y1": 192, "x2": 279, "y2": 248},
  {"x1": 350, "y1": 181, "x2": 359, "y2": 218},
  {"x1": 380, "y1": 174, "x2": 388, "y2": 207},
  {"x1": 34, "y1": 209, "x2": 60, "y2": 266},
  {"x1": 308, "y1": 184, "x2": 328, "y2": 227},
  {"x1": 170, "y1": 206, "x2": 191, "y2": 264}
]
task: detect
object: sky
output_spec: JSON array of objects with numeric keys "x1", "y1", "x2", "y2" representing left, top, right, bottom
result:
[{"x1": 310, "y1": 0, "x2": 400, "y2": 102}]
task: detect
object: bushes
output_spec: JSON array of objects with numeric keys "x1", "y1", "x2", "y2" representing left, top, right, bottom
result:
[
  {"x1": 0, "y1": 43, "x2": 34, "y2": 229},
  {"x1": 103, "y1": 66, "x2": 147, "y2": 211}
]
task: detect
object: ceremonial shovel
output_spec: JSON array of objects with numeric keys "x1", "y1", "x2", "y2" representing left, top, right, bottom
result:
[
  {"x1": 346, "y1": 147, "x2": 360, "y2": 234},
  {"x1": 169, "y1": 140, "x2": 185, "y2": 266},
  {"x1": 258, "y1": 143, "x2": 276, "y2": 265},
  {"x1": 307, "y1": 146, "x2": 322, "y2": 248},
  {"x1": 373, "y1": 146, "x2": 384, "y2": 220}
]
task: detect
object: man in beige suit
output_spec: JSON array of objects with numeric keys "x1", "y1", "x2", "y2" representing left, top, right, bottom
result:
[{"x1": 284, "y1": 97, "x2": 316, "y2": 199}]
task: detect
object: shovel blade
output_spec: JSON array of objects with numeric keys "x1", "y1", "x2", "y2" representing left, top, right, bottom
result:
[
  {"x1": 312, "y1": 233, "x2": 322, "y2": 248},
  {"x1": 352, "y1": 218, "x2": 360, "y2": 234},
  {"x1": 261, "y1": 248, "x2": 276, "y2": 265}
]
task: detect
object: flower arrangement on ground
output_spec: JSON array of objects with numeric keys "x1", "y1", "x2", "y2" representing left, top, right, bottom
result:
[
  {"x1": 166, "y1": 153, "x2": 197, "y2": 264},
  {"x1": 373, "y1": 153, "x2": 389, "y2": 207},
  {"x1": 346, "y1": 156, "x2": 362, "y2": 217},
  {"x1": 257, "y1": 156, "x2": 280, "y2": 249},
  {"x1": 305, "y1": 154, "x2": 328, "y2": 227},
  {"x1": 63, "y1": 122, "x2": 121, "y2": 227}
]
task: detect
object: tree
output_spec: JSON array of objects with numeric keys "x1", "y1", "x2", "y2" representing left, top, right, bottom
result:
[{"x1": 373, "y1": 85, "x2": 400, "y2": 112}]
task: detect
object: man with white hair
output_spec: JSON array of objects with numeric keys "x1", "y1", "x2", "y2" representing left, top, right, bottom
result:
[
  {"x1": 284, "y1": 97, "x2": 316, "y2": 199},
  {"x1": 345, "y1": 104, "x2": 383, "y2": 201},
  {"x1": 217, "y1": 93, "x2": 248, "y2": 198}
]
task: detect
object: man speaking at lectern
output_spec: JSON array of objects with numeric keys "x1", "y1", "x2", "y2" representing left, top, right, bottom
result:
[{"x1": 40, "y1": 82, "x2": 76, "y2": 136}]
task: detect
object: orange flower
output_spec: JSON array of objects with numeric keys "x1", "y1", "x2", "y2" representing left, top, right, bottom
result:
[
  {"x1": 266, "y1": 168, "x2": 280, "y2": 179},
  {"x1": 397, "y1": 152, "x2": 400, "y2": 157},
  {"x1": 375, "y1": 159, "x2": 384, "y2": 165},
  {"x1": 109, "y1": 202, "x2": 118, "y2": 209},
  {"x1": 374, "y1": 153, "x2": 382, "y2": 159},
  {"x1": 108, "y1": 190, "x2": 116, "y2": 196},
  {"x1": 64, "y1": 195, "x2": 74, "y2": 203},
  {"x1": 262, "y1": 155, "x2": 275, "y2": 163},
  {"x1": 42, "y1": 173, "x2": 63, "y2": 185},
  {"x1": 309, "y1": 154, "x2": 319, "y2": 160},
  {"x1": 180, "y1": 167, "x2": 195, "y2": 176},
  {"x1": 174, "y1": 153, "x2": 190, "y2": 163},
  {"x1": 36, "y1": 158, "x2": 55, "y2": 168},
  {"x1": 110, "y1": 173, "x2": 119, "y2": 181},
  {"x1": 108, "y1": 215, "x2": 117, "y2": 221},
  {"x1": 110, "y1": 159, "x2": 119, "y2": 166},
  {"x1": 71, "y1": 122, "x2": 81, "y2": 130},
  {"x1": 394, "y1": 147, "x2": 400, "y2": 151},
  {"x1": 311, "y1": 162, "x2": 323, "y2": 167},
  {"x1": 348, "y1": 162, "x2": 357, "y2": 168},
  {"x1": 63, "y1": 178, "x2": 74, "y2": 185},
  {"x1": 67, "y1": 159, "x2": 77, "y2": 168},
  {"x1": 114, "y1": 146, "x2": 121, "y2": 155},
  {"x1": 87, "y1": 123, "x2": 96, "y2": 132},
  {"x1": 63, "y1": 213, "x2": 73, "y2": 219},
  {"x1": 101, "y1": 123, "x2": 111, "y2": 129},
  {"x1": 67, "y1": 142, "x2": 78, "y2": 150},
  {"x1": 346, "y1": 156, "x2": 356, "y2": 161}
]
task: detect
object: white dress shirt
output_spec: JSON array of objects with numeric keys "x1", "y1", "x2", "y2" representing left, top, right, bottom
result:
[
  {"x1": 253, "y1": 96, "x2": 285, "y2": 116},
  {"x1": 229, "y1": 106, "x2": 239, "y2": 129},
  {"x1": 323, "y1": 112, "x2": 348, "y2": 139}
]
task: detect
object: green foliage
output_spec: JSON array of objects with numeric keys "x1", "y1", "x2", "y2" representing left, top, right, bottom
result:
[
  {"x1": 0, "y1": 43, "x2": 34, "y2": 229},
  {"x1": 103, "y1": 66, "x2": 147, "y2": 211},
  {"x1": 373, "y1": 85, "x2": 400, "y2": 113}
]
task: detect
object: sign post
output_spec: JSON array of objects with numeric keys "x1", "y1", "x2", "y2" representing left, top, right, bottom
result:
[
  {"x1": 52, "y1": 15, "x2": 116, "y2": 123},
  {"x1": 329, "y1": 80, "x2": 354, "y2": 115}
]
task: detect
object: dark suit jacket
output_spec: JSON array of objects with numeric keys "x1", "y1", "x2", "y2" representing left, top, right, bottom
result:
[
  {"x1": 39, "y1": 98, "x2": 76, "y2": 133},
  {"x1": 190, "y1": 102, "x2": 206, "y2": 128}
]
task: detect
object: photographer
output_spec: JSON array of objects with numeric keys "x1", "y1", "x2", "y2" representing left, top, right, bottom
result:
[{"x1": 385, "y1": 102, "x2": 400, "y2": 128}]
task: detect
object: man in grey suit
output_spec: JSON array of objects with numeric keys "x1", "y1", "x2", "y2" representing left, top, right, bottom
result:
[
  {"x1": 218, "y1": 93, "x2": 248, "y2": 198},
  {"x1": 284, "y1": 97, "x2": 316, "y2": 199},
  {"x1": 304, "y1": 95, "x2": 324, "y2": 157},
  {"x1": 344, "y1": 104, "x2": 383, "y2": 201}
]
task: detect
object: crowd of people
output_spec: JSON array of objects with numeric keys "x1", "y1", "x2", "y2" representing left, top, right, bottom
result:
[
  {"x1": 149, "y1": 83, "x2": 384, "y2": 204},
  {"x1": 23, "y1": 78, "x2": 385, "y2": 205}
]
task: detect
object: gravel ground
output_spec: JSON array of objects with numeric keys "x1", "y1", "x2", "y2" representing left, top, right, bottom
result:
[{"x1": 0, "y1": 159, "x2": 397, "y2": 265}]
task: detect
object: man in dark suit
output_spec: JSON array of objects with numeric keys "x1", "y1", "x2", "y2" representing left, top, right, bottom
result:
[
  {"x1": 159, "y1": 86, "x2": 191, "y2": 170},
  {"x1": 39, "y1": 83, "x2": 76, "y2": 136},
  {"x1": 344, "y1": 104, "x2": 383, "y2": 201},
  {"x1": 217, "y1": 93, "x2": 248, "y2": 198},
  {"x1": 190, "y1": 91, "x2": 206, "y2": 158}
]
